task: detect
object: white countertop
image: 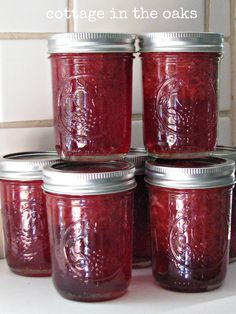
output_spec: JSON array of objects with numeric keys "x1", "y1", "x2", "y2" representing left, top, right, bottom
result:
[{"x1": 1, "y1": 259, "x2": 236, "y2": 314}]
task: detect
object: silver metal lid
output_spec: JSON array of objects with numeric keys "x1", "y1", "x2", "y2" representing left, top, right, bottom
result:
[
  {"x1": 213, "y1": 146, "x2": 236, "y2": 163},
  {"x1": 48, "y1": 32, "x2": 136, "y2": 53},
  {"x1": 145, "y1": 157, "x2": 235, "y2": 189},
  {"x1": 138, "y1": 32, "x2": 224, "y2": 53},
  {"x1": 43, "y1": 161, "x2": 136, "y2": 195},
  {"x1": 0, "y1": 152, "x2": 60, "y2": 181},
  {"x1": 124, "y1": 148, "x2": 148, "y2": 175}
]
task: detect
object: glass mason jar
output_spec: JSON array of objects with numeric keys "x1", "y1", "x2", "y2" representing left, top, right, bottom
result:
[
  {"x1": 48, "y1": 33, "x2": 135, "y2": 162},
  {"x1": 139, "y1": 32, "x2": 224, "y2": 159},
  {"x1": 145, "y1": 157, "x2": 235, "y2": 292},
  {"x1": 0, "y1": 212, "x2": 4, "y2": 259},
  {"x1": 0, "y1": 152, "x2": 60, "y2": 276},
  {"x1": 124, "y1": 148, "x2": 151, "y2": 268},
  {"x1": 43, "y1": 161, "x2": 136, "y2": 302},
  {"x1": 213, "y1": 146, "x2": 236, "y2": 262}
]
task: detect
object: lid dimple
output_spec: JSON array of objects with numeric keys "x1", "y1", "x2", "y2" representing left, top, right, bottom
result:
[
  {"x1": 138, "y1": 32, "x2": 224, "y2": 53},
  {"x1": 0, "y1": 152, "x2": 61, "y2": 181},
  {"x1": 48, "y1": 32, "x2": 136, "y2": 53},
  {"x1": 43, "y1": 160, "x2": 136, "y2": 195},
  {"x1": 145, "y1": 157, "x2": 235, "y2": 189}
]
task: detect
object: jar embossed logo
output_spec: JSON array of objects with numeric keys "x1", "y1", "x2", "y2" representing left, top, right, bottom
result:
[
  {"x1": 155, "y1": 76, "x2": 216, "y2": 138},
  {"x1": 169, "y1": 212, "x2": 228, "y2": 270},
  {"x1": 63, "y1": 219, "x2": 121, "y2": 280},
  {"x1": 57, "y1": 75, "x2": 98, "y2": 143},
  {"x1": 5, "y1": 198, "x2": 48, "y2": 258}
]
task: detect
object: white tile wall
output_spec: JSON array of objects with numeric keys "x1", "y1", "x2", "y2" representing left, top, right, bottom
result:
[
  {"x1": 219, "y1": 43, "x2": 231, "y2": 111},
  {"x1": 131, "y1": 120, "x2": 144, "y2": 148},
  {"x1": 0, "y1": 40, "x2": 53, "y2": 122},
  {"x1": 0, "y1": 127, "x2": 55, "y2": 155},
  {"x1": 132, "y1": 55, "x2": 143, "y2": 114},
  {"x1": 218, "y1": 117, "x2": 232, "y2": 146},
  {"x1": 73, "y1": 0, "x2": 205, "y2": 33},
  {"x1": 209, "y1": 0, "x2": 231, "y2": 37},
  {"x1": 0, "y1": 0, "x2": 67, "y2": 32}
]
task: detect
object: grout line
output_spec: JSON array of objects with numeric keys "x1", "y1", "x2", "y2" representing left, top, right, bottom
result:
[
  {"x1": 0, "y1": 115, "x2": 142, "y2": 129},
  {"x1": 67, "y1": 0, "x2": 75, "y2": 32},
  {"x1": 204, "y1": 0, "x2": 210, "y2": 32},
  {"x1": 0, "y1": 33, "x2": 57, "y2": 40},
  {"x1": 132, "y1": 114, "x2": 142, "y2": 121},
  {"x1": 0, "y1": 120, "x2": 53, "y2": 129},
  {"x1": 219, "y1": 111, "x2": 231, "y2": 118}
]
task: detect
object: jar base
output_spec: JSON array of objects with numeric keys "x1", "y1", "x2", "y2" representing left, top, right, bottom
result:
[
  {"x1": 148, "y1": 151, "x2": 212, "y2": 160},
  {"x1": 10, "y1": 267, "x2": 51, "y2": 277},
  {"x1": 56, "y1": 287, "x2": 127, "y2": 302},
  {"x1": 155, "y1": 279, "x2": 222, "y2": 293},
  {"x1": 60, "y1": 153, "x2": 126, "y2": 163}
]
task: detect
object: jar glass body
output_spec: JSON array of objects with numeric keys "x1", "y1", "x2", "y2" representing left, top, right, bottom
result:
[
  {"x1": 0, "y1": 209, "x2": 4, "y2": 259},
  {"x1": 147, "y1": 184, "x2": 232, "y2": 292},
  {"x1": 141, "y1": 52, "x2": 222, "y2": 159},
  {"x1": 45, "y1": 190, "x2": 134, "y2": 302},
  {"x1": 133, "y1": 174, "x2": 151, "y2": 267},
  {"x1": 0, "y1": 180, "x2": 51, "y2": 276},
  {"x1": 50, "y1": 53, "x2": 133, "y2": 161},
  {"x1": 230, "y1": 182, "x2": 236, "y2": 262}
]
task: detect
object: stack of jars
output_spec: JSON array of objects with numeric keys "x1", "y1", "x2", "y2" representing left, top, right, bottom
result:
[
  {"x1": 140, "y1": 32, "x2": 235, "y2": 292},
  {"x1": 213, "y1": 146, "x2": 236, "y2": 263},
  {"x1": 0, "y1": 33, "x2": 151, "y2": 302},
  {"x1": 0, "y1": 32, "x2": 235, "y2": 301}
]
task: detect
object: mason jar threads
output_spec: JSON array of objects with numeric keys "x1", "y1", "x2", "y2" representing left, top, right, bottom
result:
[
  {"x1": 48, "y1": 33, "x2": 135, "y2": 162},
  {"x1": 139, "y1": 32, "x2": 224, "y2": 159},
  {"x1": 0, "y1": 152, "x2": 60, "y2": 277},
  {"x1": 124, "y1": 148, "x2": 151, "y2": 268},
  {"x1": 145, "y1": 157, "x2": 234, "y2": 292},
  {"x1": 213, "y1": 146, "x2": 236, "y2": 262},
  {"x1": 43, "y1": 161, "x2": 136, "y2": 302}
]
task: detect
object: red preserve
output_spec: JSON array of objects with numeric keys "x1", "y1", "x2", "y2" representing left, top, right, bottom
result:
[
  {"x1": 43, "y1": 161, "x2": 136, "y2": 302},
  {"x1": 145, "y1": 157, "x2": 235, "y2": 292},
  {"x1": 48, "y1": 33, "x2": 135, "y2": 162},
  {"x1": 139, "y1": 32, "x2": 224, "y2": 159},
  {"x1": 0, "y1": 152, "x2": 60, "y2": 277},
  {"x1": 213, "y1": 146, "x2": 236, "y2": 262},
  {"x1": 125, "y1": 148, "x2": 151, "y2": 268}
]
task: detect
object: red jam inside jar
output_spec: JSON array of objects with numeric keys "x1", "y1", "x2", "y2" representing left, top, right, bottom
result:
[
  {"x1": 140, "y1": 33, "x2": 223, "y2": 159},
  {"x1": 43, "y1": 161, "x2": 135, "y2": 301},
  {"x1": 133, "y1": 174, "x2": 151, "y2": 267},
  {"x1": 124, "y1": 149, "x2": 151, "y2": 268},
  {"x1": 0, "y1": 152, "x2": 59, "y2": 277},
  {"x1": 213, "y1": 146, "x2": 236, "y2": 262},
  {"x1": 230, "y1": 188, "x2": 236, "y2": 262},
  {"x1": 1, "y1": 180, "x2": 51, "y2": 276},
  {"x1": 145, "y1": 158, "x2": 234, "y2": 292},
  {"x1": 48, "y1": 33, "x2": 135, "y2": 162}
]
